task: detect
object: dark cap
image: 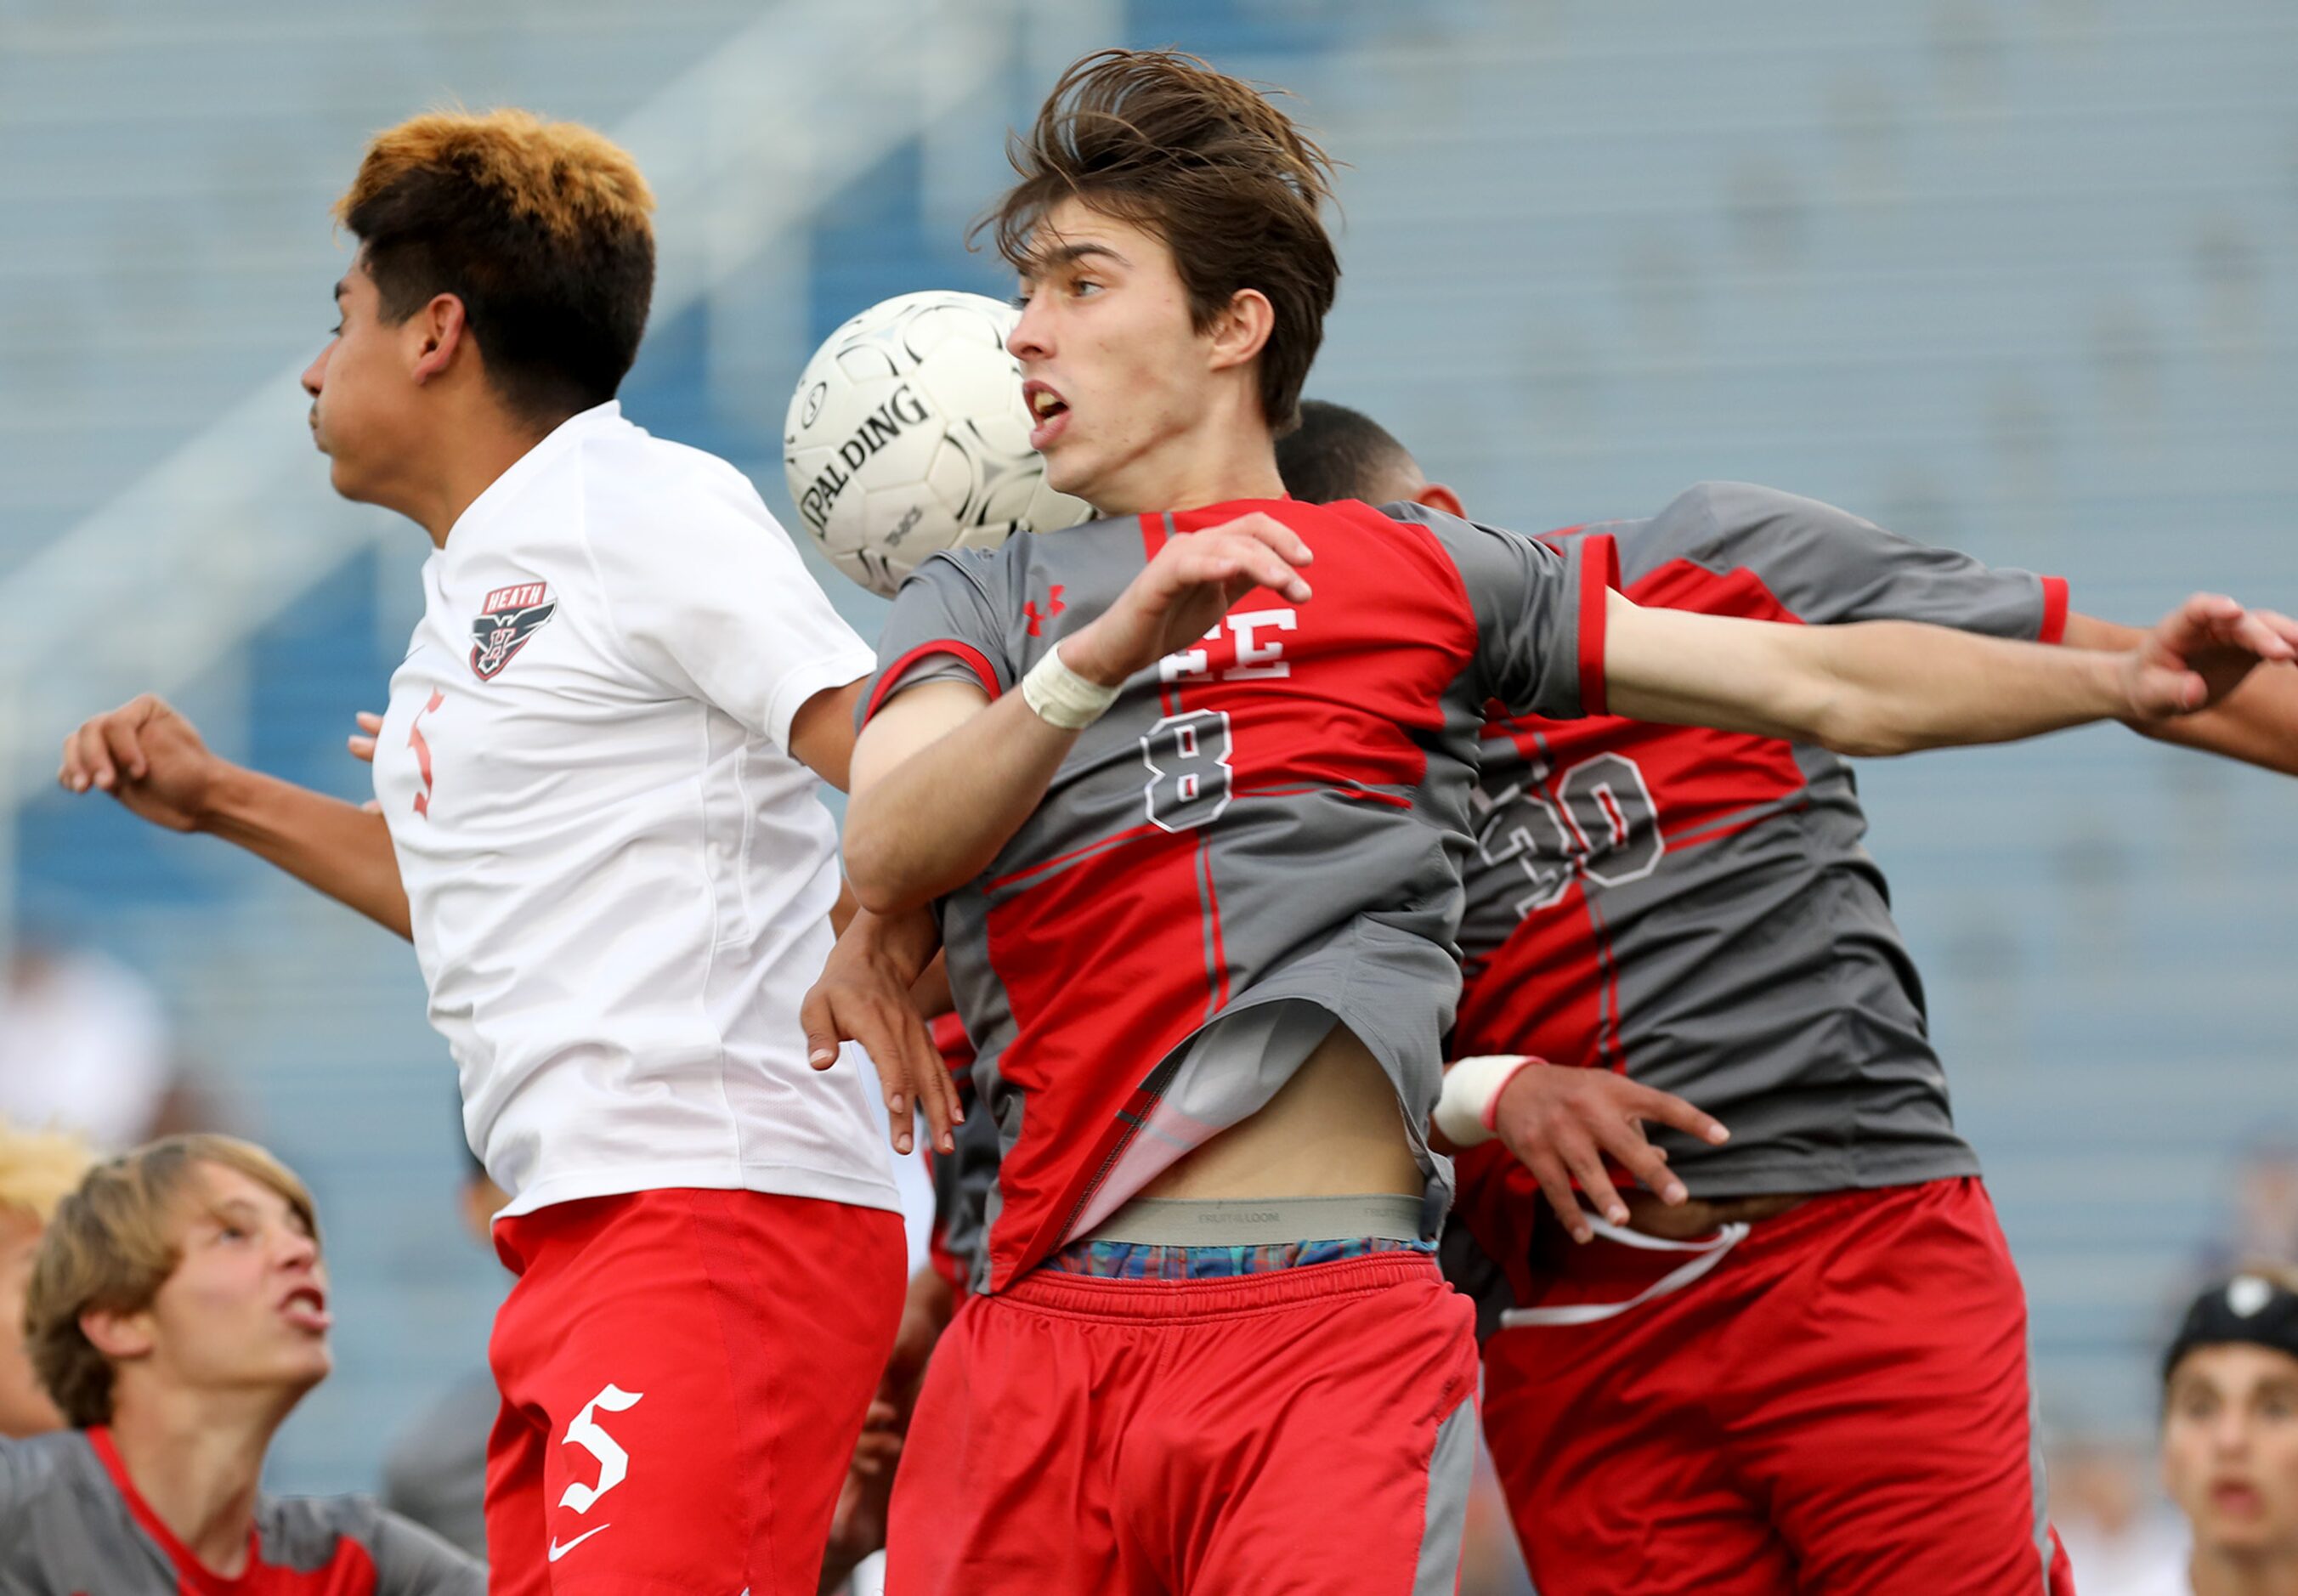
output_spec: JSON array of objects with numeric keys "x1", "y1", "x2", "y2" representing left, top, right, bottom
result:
[{"x1": 2163, "y1": 1272, "x2": 2298, "y2": 1385}]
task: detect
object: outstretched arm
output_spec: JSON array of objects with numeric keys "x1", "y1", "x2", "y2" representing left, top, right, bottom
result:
[
  {"x1": 2062, "y1": 611, "x2": 2298, "y2": 776},
  {"x1": 61, "y1": 695, "x2": 410, "y2": 939},
  {"x1": 1605, "y1": 592, "x2": 2298, "y2": 757}
]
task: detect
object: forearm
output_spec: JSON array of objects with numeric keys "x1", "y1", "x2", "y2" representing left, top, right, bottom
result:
[
  {"x1": 201, "y1": 764, "x2": 411, "y2": 939},
  {"x1": 1798, "y1": 622, "x2": 2129, "y2": 756},
  {"x1": 844, "y1": 690, "x2": 1078, "y2": 912}
]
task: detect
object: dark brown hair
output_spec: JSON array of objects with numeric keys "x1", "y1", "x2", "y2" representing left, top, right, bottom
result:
[
  {"x1": 337, "y1": 109, "x2": 655, "y2": 426},
  {"x1": 1275, "y1": 399, "x2": 1422, "y2": 503},
  {"x1": 984, "y1": 49, "x2": 1339, "y2": 434}
]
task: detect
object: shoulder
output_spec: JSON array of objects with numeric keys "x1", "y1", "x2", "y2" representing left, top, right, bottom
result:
[
  {"x1": 0, "y1": 1429, "x2": 99, "y2": 1507},
  {"x1": 893, "y1": 513, "x2": 1144, "y2": 610},
  {"x1": 257, "y1": 1489, "x2": 393, "y2": 1559},
  {"x1": 1373, "y1": 499, "x2": 1569, "y2": 586},
  {"x1": 570, "y1": 425, "x2": 784, "y2": 548},
  {"x1": 258, "y1": 1492, "x2": 483, "y2": 1587}
]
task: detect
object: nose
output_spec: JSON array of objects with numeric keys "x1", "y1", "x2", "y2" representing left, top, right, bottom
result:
[
  {"x1": 275, "y1": 1225, "x2": 320, "y2": 1275},
  {"x1": 300, "y1": 345, "x2": 327, "y2": 399},
  {"x1": 1008, "y1": 297, "x2": 1050, "y2": 364}
]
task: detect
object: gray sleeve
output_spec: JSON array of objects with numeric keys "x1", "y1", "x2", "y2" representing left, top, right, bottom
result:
[
  {"x1": 1671, "y1": 481, "x2": 2068, "y2": 642},
  {"x1": 857, "y1": 547, "x2": 1020, "y2": 730},
  {"x1": 267, "y1": 1494, "x2": 485, "y2": 1596},
  {"x1": 365, "y1": 1506, "x2": 488, "y2": 1596},
  {"x1": 0, "y1": 1435, "x2": 22, "y2": 1520},
  {"x1": 1392, "y1": 504, "x2": 1610, "y2": 720}
]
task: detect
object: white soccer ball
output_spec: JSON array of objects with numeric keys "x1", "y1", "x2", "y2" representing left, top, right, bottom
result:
[{"x1": 784, "y1": 290, "x2": 1092, "y2": 597}]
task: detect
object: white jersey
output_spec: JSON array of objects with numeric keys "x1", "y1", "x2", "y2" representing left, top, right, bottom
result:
[{"x1": 371, "y1": 402, "x2": 897, "y2": 1220}]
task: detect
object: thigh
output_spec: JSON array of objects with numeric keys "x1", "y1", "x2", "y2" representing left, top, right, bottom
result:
[
  {"x1": 1146, "y1": 1259, "x2": 1486, "y2": 1595},
  {"x1": 492, "y1": 1190, "x2": 906, "y2": 1596},
  {"x1": 885, "y1": 1294, "x2": 1130, "y2": 1596},
  {"x1": 1725, "y1": 1181, "x2": 2057, "y2": 1596},
  {"x1": 1481, "y1": 1320, "x2": 1795, "y2": 1596},
  {"x1": 480, "y1": 1396, "x2": 552, "y2": 1596}
]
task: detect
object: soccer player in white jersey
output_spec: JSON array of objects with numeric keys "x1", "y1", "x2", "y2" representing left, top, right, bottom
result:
[{"x1": 59, "y1": 112, "x2": 906, "y2": 1594}]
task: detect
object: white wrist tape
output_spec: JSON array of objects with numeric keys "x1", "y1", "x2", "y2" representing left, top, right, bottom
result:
[
  {"x1": 1021, "y1": 646, "x2": 1121, "y2": 731},
  {"x1": 1434, "y1": 1055, "x2": 1541, "y2": 1147}
]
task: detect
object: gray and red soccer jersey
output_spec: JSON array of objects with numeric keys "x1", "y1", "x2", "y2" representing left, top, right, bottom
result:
[
  {"x1": 1447, "y1": 480, "x2": 2066, "y2": 1314},
  {"x1": 864, "y1": 497, "x2": 1609, "y2": 1290},
  {"x1": 0, "y1": 1427, "x2": 482, "y2": 1593}
]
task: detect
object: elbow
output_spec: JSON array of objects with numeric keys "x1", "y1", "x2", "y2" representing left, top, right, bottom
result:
[
  {"x1": 841, "y1": 852, "x2": 916, "y2": 919},
  {"x1": 841, "y1": 829, "x2": 937, "y2": 918},
  {"x1": 1809, "y1": 699, "x2": 1922, "y2": 760}
]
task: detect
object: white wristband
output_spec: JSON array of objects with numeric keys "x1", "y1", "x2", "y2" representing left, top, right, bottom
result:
[
  {"x1": 1022, "y1": 646, "x2": 1121, "y2": 731},
  {"x1": 1434, "y1": 1055, "x2": 1541, "y2": 1146}
]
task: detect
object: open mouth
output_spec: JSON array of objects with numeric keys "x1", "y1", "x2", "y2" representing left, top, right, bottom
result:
[
  {"x1": 1023, "y1": 381, "x2": 1069, "y2": 449},
  {"x1": 278, "y1": 1284, "x2": 331, "y2": 1333}
]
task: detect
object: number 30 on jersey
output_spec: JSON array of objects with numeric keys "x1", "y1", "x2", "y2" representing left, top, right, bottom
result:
[{"x1": 1474, "y1": 751, "x2": 1664, "y2": 916}]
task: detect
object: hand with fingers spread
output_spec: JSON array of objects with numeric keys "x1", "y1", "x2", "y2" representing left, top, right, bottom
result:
[
  {"x1": 801, "y1": 906, "x2": 961, "y2": 1156},
  {"x1": 58, "y1": 693, "x2": 225, "y2": 831},
  {"x1": 2120, "y1": 594, "x2": 2298, "y2": 722},
  {"x1": 1457, "y1": 1058, "x2": 1729, "y2": 1245},
  {"x1": 1058, "y1": 511, "x2": 1315, "y2": 688}
]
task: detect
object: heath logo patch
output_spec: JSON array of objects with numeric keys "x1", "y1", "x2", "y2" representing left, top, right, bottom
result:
[{"x1": 471, "y1": 581, "x2": 557, "y2": 681}]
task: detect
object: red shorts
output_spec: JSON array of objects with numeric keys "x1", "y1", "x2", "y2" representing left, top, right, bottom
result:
[
  {"x1": 886, "y1": 1250, "x2": 1480, "y2": 1594},
  {"x1": 1480, "y1": 1178, "x2": 2075, "y2": 1596},
  {"x1": 484, "y1": 1187, "x2": 906, "y2": 1596}
]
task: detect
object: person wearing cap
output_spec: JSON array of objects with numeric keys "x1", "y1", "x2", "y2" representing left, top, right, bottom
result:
[{"x1": 2161, "y1": 1267, "x2": 2298, "y2": 1595}]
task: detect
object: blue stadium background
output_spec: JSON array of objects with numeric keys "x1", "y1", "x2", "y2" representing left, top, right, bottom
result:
[{"x1": 5, "y1": 0, "x2": 2290, "y2": 1509}]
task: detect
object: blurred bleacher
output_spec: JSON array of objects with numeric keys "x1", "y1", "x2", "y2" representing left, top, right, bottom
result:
[{"x1": 2, "y1": 0, "x2": 2290, "y2": 1496}]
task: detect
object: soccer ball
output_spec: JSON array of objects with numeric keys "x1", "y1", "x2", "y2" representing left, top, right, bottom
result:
[{"x1": 783, "y1": 290, "x2": 1091, "y2": 597}]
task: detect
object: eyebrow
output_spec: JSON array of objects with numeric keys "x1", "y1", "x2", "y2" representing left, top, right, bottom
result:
[{"x1": 1021, "y1": 241, "x2": 1130, "y2": 280}]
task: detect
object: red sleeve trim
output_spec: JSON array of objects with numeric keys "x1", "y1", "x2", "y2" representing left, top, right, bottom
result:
[
  {"x1": 2037, "y1": 576, "x2": 2070, "y2": 646},
  {"x1": 863, "y1": 640, "x2": 1002, "y2": 724},
  {"x1": 1576, "y1": 533, "x2": 1622, "y2": 716}
]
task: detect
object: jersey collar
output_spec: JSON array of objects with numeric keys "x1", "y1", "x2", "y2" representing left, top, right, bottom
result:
[
  {"x1": 441, "y1": 399, "x2": 626, "y2": 556},
  {"x1": 88, "y1": 1424, "x2": 267, "y2": 1593}
]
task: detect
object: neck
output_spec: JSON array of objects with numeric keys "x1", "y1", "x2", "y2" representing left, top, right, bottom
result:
[
  {"x1": 1094, "y1": 393, "x2": 1285, "y2": 516},
  {"x1": 107, "y1": 1383, "x2": 295, "y2": 1576},
  {"x1": 2193, "y1": 1542, "x2": 2298, "y2": 1596},
  {"x1": 403, "y1": 401, "x2": 567, "y2": 548}
]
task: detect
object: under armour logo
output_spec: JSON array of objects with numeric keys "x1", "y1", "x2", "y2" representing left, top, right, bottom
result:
[{"x1": 1022, "y1": 584, "x2": 1067, "y2": 637}]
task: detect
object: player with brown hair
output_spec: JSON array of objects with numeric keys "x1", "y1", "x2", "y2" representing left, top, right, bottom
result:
[
  {"x1": 0, "y1": 1133, "x2": 479, "y2": 1591},
  {"x1": 0, "y1": 1119, "x2": 93, "y2": 1439},
  {"x1": 61, "y1": 110, "x2": 908, "y2": 1593},
  {"x1": 818, "y1": 48, "x2": 2298, "y2": 1594}
]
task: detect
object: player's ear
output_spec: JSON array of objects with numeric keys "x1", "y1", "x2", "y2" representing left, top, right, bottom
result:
[
  {"x1": 79, "y1": 1305, "x2": 156, "y2": 1363},
  {"x1": 1205, "y1": 287, "x2": 1275, "y2": 376},
  {"x1": 1415, "y1": 482, "x2": 1466, "y2": 519},
  {"x1": 408, "y1": 293, "x2": 470, "y2": 385}
]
